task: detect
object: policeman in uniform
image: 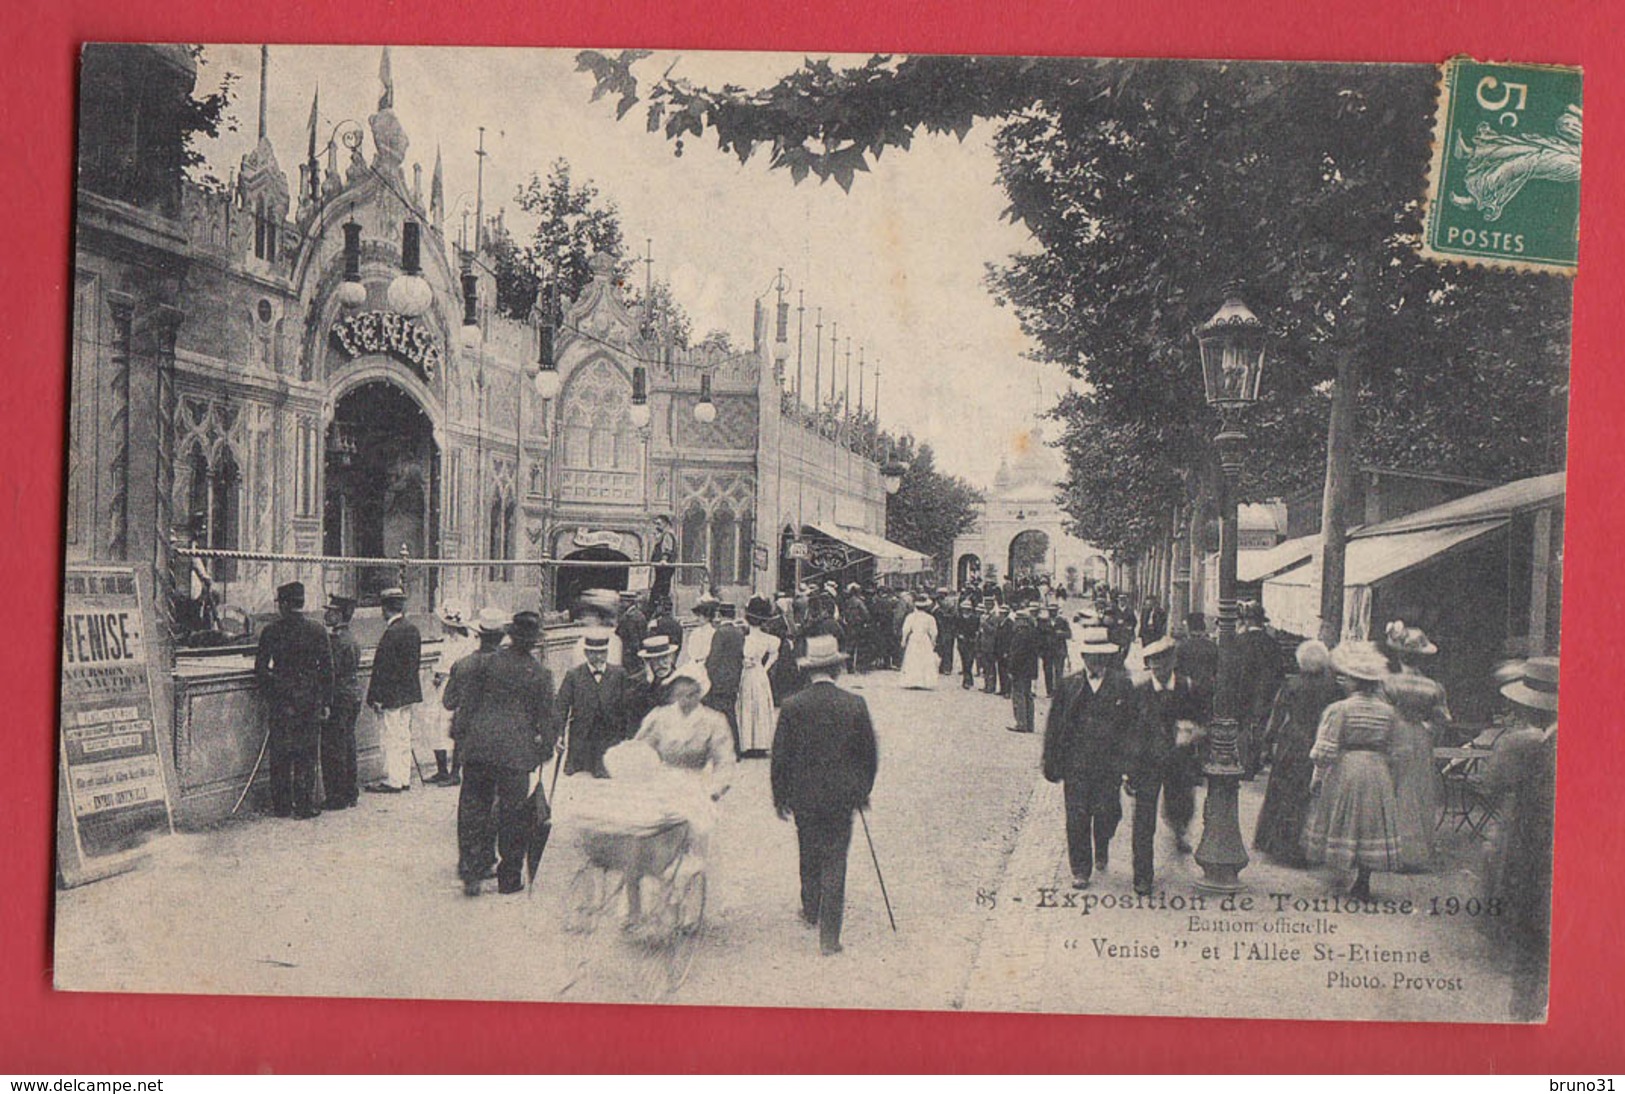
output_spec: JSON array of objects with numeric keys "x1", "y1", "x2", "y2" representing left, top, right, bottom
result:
[
  {"x1": 321, "y1": 594, "x2": 362, "y2": 810},
  {"x1": 254, "y1": 581, "x2": 334, "y2": 819}
]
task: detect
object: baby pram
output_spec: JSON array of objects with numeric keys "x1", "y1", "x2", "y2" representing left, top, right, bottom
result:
[{"x1": 552, "y1": 763, "x2": 708, "y2": 998}]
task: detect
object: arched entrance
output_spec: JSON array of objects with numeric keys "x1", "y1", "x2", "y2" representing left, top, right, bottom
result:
[
  {"x1": 556, "y1": 545, "x2": 631, "y2": 616},
  {"x1": 1008, "y1": 529, "x2": 1051, "y2": 581},
  {"x1": 324, "y1": 380, "x2": 439, "y2": 607},
  {"x1": 956, "y1": 553, "x2": 983, "y2": 589}
]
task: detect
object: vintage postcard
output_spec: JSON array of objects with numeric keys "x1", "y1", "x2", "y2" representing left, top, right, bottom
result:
[{"x1": 56, "y1": 43, "x2": 1573, "y2": 1023}]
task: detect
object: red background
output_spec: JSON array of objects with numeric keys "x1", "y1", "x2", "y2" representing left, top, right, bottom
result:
[{"x1": 2, "y1": 0, "x2": 1620, "y2": 1073}]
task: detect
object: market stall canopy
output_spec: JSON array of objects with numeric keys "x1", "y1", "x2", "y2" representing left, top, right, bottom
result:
[
  {"x1": 808, "y1": 522, "x2": 932, "y2": 575},
  {"x1": 1238, "y1": 534, "x2": 1317, "y2": 584},
  {"x1": 1260, "y1": 470, "x2": 1564, "y2": 640}
]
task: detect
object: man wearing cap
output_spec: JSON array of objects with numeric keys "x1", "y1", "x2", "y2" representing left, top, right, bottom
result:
[
  {"x1": 993, "y1": 603, "x2": 1015, "y2": 697},
  {"x1": 977, "y1": 604, "x2": 1002, "y2": 694},
  {"x1": 554, "y1": 629, "x2": 632, "y2": 778},
  {"x1": 615, "y1": 592, "x2": 649, "y2": 675},
  {"x1": 423, "y1": 604, "x2": 474, "y2": 787},
  {"x1": 1007, "y1": 606, "x2": 1041, "y2": 734},
  {"x1": 771, "y1": 634, "x2": 879, "y2": 957},
  {"x1": 321, "y1": 594, "x2": 362, "y2": 810},
  {"x1": 254, "y1": 582, "x2": 334, "y2": 819},
  {"x1": 442, "y1": 610, "x2": 556, "y2": 896},
  {"x1": 1040, "y1": 605, "x2": 1072, "y2": 698},
  {"x1": 440, "y1": 610, "x2": 508, "y2": 881},
  {"x1": 955, "y1": 597, "x2": 981, "y2": 690},
  {"x1": 365, "y1": 587, "x2": 422, "y2": 793},
  {"x1": 1043, "y1": 626, "x2": 1133, "y2": 889},
  {"x1": 1127, "y1": 635, "x2": 1205, "y2": 893}
]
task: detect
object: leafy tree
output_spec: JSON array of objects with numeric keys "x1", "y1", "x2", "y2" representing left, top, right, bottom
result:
[
  {"x1": 577, "y1": 53, "x2": 1572, "y2": 632},
  {"x1": 880, "y1": 434, "x2": 983, "y2": 573},
  {"x1": 182, "y1": 46, "x2": 240, "y2": 192},
  {"x1": 505, "y1": 158, "x2": 633, "y2": 311},
  {"x1": 485, "y1": 220, "x2": 541, "y2": 318}
]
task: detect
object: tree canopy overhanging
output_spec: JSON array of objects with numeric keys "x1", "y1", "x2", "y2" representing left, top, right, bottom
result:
[{"x1": 576, "y1": 52, "x2": 1571, "y2": 557}]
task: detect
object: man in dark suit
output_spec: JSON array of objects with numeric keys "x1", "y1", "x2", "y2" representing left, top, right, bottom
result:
[
  {"x1": 254, "y1": 581, "x2": 334, "y2": 819},
  {"x1": 704, "y1": 602, "x2": 747, "y2": 755},
  {"x1": 932, "y1": 593, "x2": 957, "y2": 676},
  {"x1": 554, "y1": 631, "x2": 632, "y2": 777},
  {"x1": 1107, "y1": 594, "x2": 1137, "y2": 663},
  {"x1": 1040, "y1": 606, "x2": 1072, "y2": 698},
  {"x1": 321, "y1": 594, "x2": 362, "y2": 810},
  {"x1": 365, "y1": 586, "x2": 422, "y2": 793},
  {"x1": 648, "y1": 597, "x2": 685, "y2": 659},
  {"x1": 615, "y1": 592, "x2": 648, "y2": 674},
  {"x1": 1138, "y1": 595, "x2": 1169, "y2": 647},
  {"x1": 1042, "y1": 626, "x2": 1133, "y2": 889},
  {"x1": 1176, "y1": 612, "x2": 1220, "y2": 719},
  {"x1": 955, "y1": 597, "x2": 981, "y2": 690},
  {"x1": 627, "y1": 634, "x2": 680, "y2": 736},
  {"x1": 771, "y1": 634, "x2": 879, "y2": 957},
  {"x1": 978, "y1": 606, "x2": 1001, "y2": 694},
  {"x1": 1234, "y1": 601, "x2": 1284, "y2": 778},
  {"x1": 1006, "y1": 607, "x2": 1041, "y2": 734},
  {"x1": 993, "y1": 605, "x2": 1014, "y2": 697},
  {"x1": 443, "y1": 610, "x2": 556, "y2": 896},
  {"x1": 1127, "y1": 636, "x2": 1205, "y2": 894}
]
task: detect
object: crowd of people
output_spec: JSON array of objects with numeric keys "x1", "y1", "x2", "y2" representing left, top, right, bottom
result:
[{"x1": 252, "y1": 569, "x2": 1556, "y2": 985}]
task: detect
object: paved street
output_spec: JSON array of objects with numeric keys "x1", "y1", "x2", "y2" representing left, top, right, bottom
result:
[{"x1": 56, "y1": 664, "x2": 1523, "y2": 1018}]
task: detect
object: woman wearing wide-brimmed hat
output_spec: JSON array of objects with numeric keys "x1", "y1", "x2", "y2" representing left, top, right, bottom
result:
[
  {"x1": 1480, "y1": 656, "x2": 1558, "y2": 1020},
  {"x1": 1381, "y1": 621, "x2": 1453, "y2": 871},
  {"x1": 1302, "y1": 641, "x2": 1402, "y2": 901},
  {"x1": 898, "y1": 594, "x2": 940, "y2": 690},
  {"x1": 737, "y1": 596, "x2": 782, "y2": 755}
]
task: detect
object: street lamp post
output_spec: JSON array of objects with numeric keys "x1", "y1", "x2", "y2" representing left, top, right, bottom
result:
[{"x1": 1191, "y1": 291, "x2": 1269, "y2": 894}]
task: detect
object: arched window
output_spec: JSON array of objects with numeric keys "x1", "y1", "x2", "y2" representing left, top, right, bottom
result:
[
  {"x1": 187, "y1": 443, "x2": 241, "y2": 583},
  {"x1": 710, "y1": 506, "x2": 737, "y2": 589},
  {"x1": 737, "y1": 512, "x2": 756, "y2": 585},
  {"x1": 488, "y1": 494, "x2": 515, "y2": 582},
  {"x1": 680, "y1": 506, "x2": 708, "y2": 587}
]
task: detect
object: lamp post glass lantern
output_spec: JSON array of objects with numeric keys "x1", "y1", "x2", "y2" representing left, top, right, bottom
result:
[{"x1": 1191, "y1": 290, "x2": 1268, "y2": 894}]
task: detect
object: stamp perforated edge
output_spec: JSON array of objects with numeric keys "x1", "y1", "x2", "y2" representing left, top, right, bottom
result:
[{"x1": 1418, "y1": 54, "x2": 1582, "y2": 278}]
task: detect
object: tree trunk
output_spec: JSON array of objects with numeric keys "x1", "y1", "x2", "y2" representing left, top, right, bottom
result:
[{"x1": 1317, "y1": 345, "x2": 1361, "y2": 645}]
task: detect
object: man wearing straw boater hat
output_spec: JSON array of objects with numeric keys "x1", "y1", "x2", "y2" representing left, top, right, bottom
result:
[
  {"x1": 442, "y1": 610, "x2": 556, "y2": 897},
  {"x1": 365, "y1": 586, "x2": 422, "y2": 794},
  {"x1": 321, "y1": 594, "x2": 362, "y2": 811},
  {"x1": 1042, "y1": 625, "x2": 1134, "y2": 889},
  {"x1": 771, "y1": 634, "x2": 880, "y2": 957},
  {"x1": 554, "y1": 628, "x2": 632, "y2": 778},
  {"x1": 627, "y1": 633, "x2": 680, "y2": 736},
  {"x1": 254, "y1": 581, "x2": 334, "y2": 819}
]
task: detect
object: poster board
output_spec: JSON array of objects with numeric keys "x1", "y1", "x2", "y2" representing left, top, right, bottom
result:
[{"x1": 56, "y1": 565, "x2": 173, "y2": 887}]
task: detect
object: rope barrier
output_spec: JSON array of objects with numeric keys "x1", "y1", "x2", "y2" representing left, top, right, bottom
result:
[{"x1": 173, "y1": 544, "x2": 708, "y2": 571}]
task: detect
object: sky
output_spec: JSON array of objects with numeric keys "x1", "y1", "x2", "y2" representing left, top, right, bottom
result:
[{"x1": 192, "y1": 44, "x2": 1072, "y2": 487}]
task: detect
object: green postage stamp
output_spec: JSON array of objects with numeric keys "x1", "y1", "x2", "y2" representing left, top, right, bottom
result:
[{"x1": 1423, "y1": 56, "x2": 1582, "y2": 274}]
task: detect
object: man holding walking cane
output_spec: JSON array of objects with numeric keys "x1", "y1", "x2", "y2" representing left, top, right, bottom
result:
[{"x1": 770, "y1": 634, "x2": 880, "y2": 957}]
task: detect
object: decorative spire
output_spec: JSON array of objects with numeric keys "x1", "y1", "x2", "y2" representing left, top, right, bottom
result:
[
  {"x1": 378, "y1": 46, "x2": 394, "y2": 112},
  {"x1": 257, "y1": 45, "x2": 269, "y2": 141},
  {"x1": 429, "y1": 145, "x2": 444, "y2": 235}
]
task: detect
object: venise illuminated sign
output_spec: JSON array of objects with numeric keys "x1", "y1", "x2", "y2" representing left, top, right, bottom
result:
[{"x1": 330, "y1": 311, "x2": 443, "y2": 382}]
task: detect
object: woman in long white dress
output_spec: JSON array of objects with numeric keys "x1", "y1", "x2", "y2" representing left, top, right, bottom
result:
[
  {"x1": 736, "y1": 597, "x2": 781, "y2": 755},
  {"x1": 899, "y1": 596, "x2": 940, "y2": 690}
]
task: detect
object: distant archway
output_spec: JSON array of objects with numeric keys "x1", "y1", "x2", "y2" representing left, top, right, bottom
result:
[
  {"x1": 556, "y1": 545, "x2": 632, "y2": 616},
  {"x1": 956, "y1": 554, "x2": 983, "y2": 589},
  {"x1": 1008, "y1": 529, "x2": 1051, "y2": 581}
]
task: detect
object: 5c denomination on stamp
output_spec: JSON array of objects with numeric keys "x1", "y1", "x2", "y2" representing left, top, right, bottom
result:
[{"x1": 1422, "y1": 56, "x2": 1582, "y2": 273}]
